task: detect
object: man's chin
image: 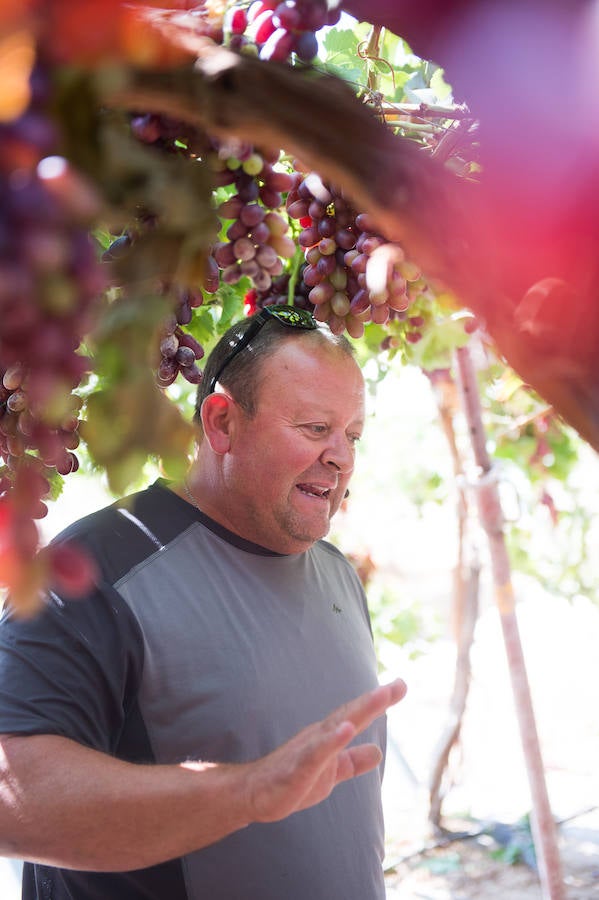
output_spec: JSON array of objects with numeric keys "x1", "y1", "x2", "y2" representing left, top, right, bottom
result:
[
  {"x1": 295, "y1": 522, "x2": 331, "y2": 547},
  {"x1": 283, "y1": 516, "x2": 331, "y2": 551}
]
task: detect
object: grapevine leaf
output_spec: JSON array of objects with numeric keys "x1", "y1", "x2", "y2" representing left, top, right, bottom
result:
[
  {"x1": 82, "y1": 378, "x2": 193, "y2": 495},
  {"x1": 45, "y1": 471, "x2": 65, "y2": 503},
  {"x1": 409, "y1": 317, "x2": 471, "y2": 371},
  {"x1": 313, "y1": 25, "x2": 369, "y2": 86},
  {"x1": 216, "y1": 284, "x2": 246, "y2": 330},
  {"x1": 354, "y1": 323, "x2": 388, "y2": 364},
  {"x1": 430, "y1": 67, "x2": 453, "y2": 101},
  {"x1": 322, "y1": 21, "x2": 370, "y2": 56},
  {"x1": 380, "y1": 29, "x2": 403, "y2": 62},
  {"x1": 546, "y1": 430, "x2": 579, "y2": 480},
  {"x1": 187, "y1": 307, "x2": 216, "y2": 345},
  {"x1": 323, "y1": 60, "x2": 368, "y2": 88}
]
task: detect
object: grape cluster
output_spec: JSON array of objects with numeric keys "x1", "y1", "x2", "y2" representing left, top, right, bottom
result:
[
  {"x1": 156, "y1": 289, "x2": 206, "y2": 388},
  {"x1": 210, "y1": 142, "x2": 297, "y2": 293},
  {"x1": 226, "y1": 0, "x2": 341, "y2": 62},
  {"x1": 120, "y1": 113, "x2": 225, "y2": 391},
  {"x1": 286, "y1": 171, "x2": 423, "y2": 337},
  {"x1": 102, "y1": 223, "x2": 215, "y2": 390},
  {"x1": 0, "y1": 109, "x2": 104, "y2": 604},
  {"x1": 0, "y1": 161, "x2": 99, "y2": 488}
]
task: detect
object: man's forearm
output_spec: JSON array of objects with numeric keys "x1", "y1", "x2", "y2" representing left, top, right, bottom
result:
[{"x1": 0, "y1": 734, "x2": 250, "y2": 871}]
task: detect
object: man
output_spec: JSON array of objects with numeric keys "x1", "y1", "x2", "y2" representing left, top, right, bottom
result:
[{"x1": 0, "y1": 305, "x2": 406, "y2": 899}]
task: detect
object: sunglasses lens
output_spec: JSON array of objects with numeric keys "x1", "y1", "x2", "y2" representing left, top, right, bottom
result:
[{"x1": 267, "y1": 306, "x2": 317, "y2": 329}]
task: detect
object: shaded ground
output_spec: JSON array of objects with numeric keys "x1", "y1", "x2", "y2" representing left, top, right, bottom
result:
[{"x1": 384, "y1": 809, "x2": 599, "y2": 899}]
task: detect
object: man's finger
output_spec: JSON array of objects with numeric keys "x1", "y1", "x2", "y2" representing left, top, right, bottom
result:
[
  {"x1": 329, "y1": 678, "x2": 407, "y2": 735},
  {"x1": 336, "y1": 743, "x2": 383, "y2": 783}
]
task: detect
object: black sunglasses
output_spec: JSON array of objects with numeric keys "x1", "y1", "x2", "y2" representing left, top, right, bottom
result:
[{"x1": 208, "y1": 305, "x2": 318, "y2": 394}]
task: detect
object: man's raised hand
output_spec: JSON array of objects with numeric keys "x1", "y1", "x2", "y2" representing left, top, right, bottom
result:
[{"x1": 243, "y1": 678, "x2": 407, "y2": 823}]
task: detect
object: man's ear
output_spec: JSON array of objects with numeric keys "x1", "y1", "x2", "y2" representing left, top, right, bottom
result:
[{"x1": 200, "y1": 393, "x2": 235, "y2": 454}]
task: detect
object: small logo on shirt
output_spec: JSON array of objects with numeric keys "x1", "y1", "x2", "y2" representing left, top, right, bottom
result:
[{"x1": 332, "y1": 603, "x2": 342, "y2": 614}]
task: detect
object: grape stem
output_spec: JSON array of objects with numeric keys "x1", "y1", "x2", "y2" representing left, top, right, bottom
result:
[{"x1": 286, "y1": 244, "x2": 305, "y2": 307}]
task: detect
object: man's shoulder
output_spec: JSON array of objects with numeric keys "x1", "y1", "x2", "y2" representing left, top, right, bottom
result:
[
  {"x1": 52, "y1": 480, "x2": 193, "y2": 587},
  {"x1": 311, "y1": 540, "x2": 368, "y2": 599},
  {"x1": 313, "y1": 538, "x2": 353, "y2": 566}
]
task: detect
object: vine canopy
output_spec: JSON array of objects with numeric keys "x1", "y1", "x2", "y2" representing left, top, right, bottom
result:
[{"x1": 1, "y1": 0, "x2": 598, "y2": 609}]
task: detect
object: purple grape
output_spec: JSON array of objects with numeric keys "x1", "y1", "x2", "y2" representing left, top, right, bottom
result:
[
  {"x1": 175, "y1": 346, "x2": 196, "y2": 367},
  {"x1": 294, "y1": 30, "x2": 319, "y2": 62}
]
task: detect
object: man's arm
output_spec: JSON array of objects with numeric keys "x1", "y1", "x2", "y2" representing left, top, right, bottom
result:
[{"x1": 0, "y1": 679, "x2": 406, "y2": 873}]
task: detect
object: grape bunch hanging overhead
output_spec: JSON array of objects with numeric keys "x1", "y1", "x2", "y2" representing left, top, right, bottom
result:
[{"x1": 1, "y1": 0, "x2": 598, "y2": 610}]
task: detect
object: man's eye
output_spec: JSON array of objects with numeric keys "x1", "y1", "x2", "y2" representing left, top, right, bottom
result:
[
  {"x1": 349, "y1": 434, "x2": 362, "y2": 446},
  {"x1": 299, "y1": 423, "x2": 328, "y2": 437}
]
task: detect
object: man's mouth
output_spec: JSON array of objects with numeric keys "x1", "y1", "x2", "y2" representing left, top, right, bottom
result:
[{"x1": 296, "y1": 483, "x2": 332, "y2": 500}]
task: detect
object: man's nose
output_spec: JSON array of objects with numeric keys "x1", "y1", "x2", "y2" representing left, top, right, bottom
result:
[{"x1": 322, "y1": 435, "x2": 354, "y2": 474}]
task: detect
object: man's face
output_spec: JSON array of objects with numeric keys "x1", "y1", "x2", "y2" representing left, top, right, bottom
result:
[{"x1": 220, "y1": 338, "x2": 366, "y2": 554}]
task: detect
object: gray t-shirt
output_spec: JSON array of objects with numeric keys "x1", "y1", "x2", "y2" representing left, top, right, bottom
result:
[{"x1": 0, "y1": 481, "x2": 386, "y2": 900}]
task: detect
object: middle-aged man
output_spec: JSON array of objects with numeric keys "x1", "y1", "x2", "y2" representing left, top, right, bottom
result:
[{"x1": 0, "y1": 304, "x2": 407, "y2": 900}]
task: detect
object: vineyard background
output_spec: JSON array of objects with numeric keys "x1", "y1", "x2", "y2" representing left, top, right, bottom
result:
[
  {"x1": 2, "y1": 365, "x2": 598, "y2": 897},
  {"x1": 2, "y1": 0, "x2": 599, "y2": 896}
]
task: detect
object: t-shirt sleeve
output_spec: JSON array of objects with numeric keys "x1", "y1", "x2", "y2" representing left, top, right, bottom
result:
[{"x1": 0, "y1": 582, "x2": 143, "y2": 753}]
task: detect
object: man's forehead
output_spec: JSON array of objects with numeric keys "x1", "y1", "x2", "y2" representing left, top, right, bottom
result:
[
  {"x1": 259, "y1": 343, "x2": 365, "y2": 414},
  {"x1": 269, "y1": 336, "x2": 361, "y2": 373}
]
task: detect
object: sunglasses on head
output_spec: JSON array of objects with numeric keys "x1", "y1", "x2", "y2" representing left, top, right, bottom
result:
[{"x1": 207, "y1": 304, "x2": 318, "y2": 394}]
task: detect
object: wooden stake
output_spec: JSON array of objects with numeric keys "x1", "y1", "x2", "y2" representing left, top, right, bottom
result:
[{"x1": 455, "y1": 344, "x2": 565, "y2": 900}]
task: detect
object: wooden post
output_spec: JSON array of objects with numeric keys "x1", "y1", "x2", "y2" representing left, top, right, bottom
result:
[
  {"x1": 426, "y1": 369, "x2": 481, "y2": 828},
  {"x1": 455, "y1": 344, "x2": 565, "y2": 900}
]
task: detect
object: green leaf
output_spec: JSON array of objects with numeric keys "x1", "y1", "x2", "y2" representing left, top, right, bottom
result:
[
  {"x1": 322, "y1": 25, "x2": 360, "y2": 56},
  {"x1": 360, "y1": 323, "x2": 387, "y2": 358},
  {"x1": 46, "y1": 470, "x2": 65, "y2": 503},
  {"x1": 320, "y1": 22, "x2": 371, "y2": 87},
  {"x1": 380, "y1": 30, "x2": 403, "y2": 62},
  {"x1": 187, "y1": 307, "x2": 215, "y2": 345},
  {"x1": 409, "y1": 317, "x2": 471, "y2": 371},
  {"x1": 82, "y1": 377, "x2": 193, "y2": 495},
  {"x1": 216, "y1": 285, "x2": 246, "y2": 330},
  {"x1": 322, "y1": 61, "x2": 367, "y2": 90},
  {"x1": 430, "y1": 66, "x2": 453, "y2": 100}
]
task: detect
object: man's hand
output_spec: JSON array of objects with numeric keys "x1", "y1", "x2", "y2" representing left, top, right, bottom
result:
[{"x1": 243, "y1": 678, "x2": 407, "y2": 823}]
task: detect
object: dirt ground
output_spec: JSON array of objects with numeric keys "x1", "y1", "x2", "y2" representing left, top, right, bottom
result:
[{"x1": 384, "y1": 808, "x2": 599, "y2": 899}]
